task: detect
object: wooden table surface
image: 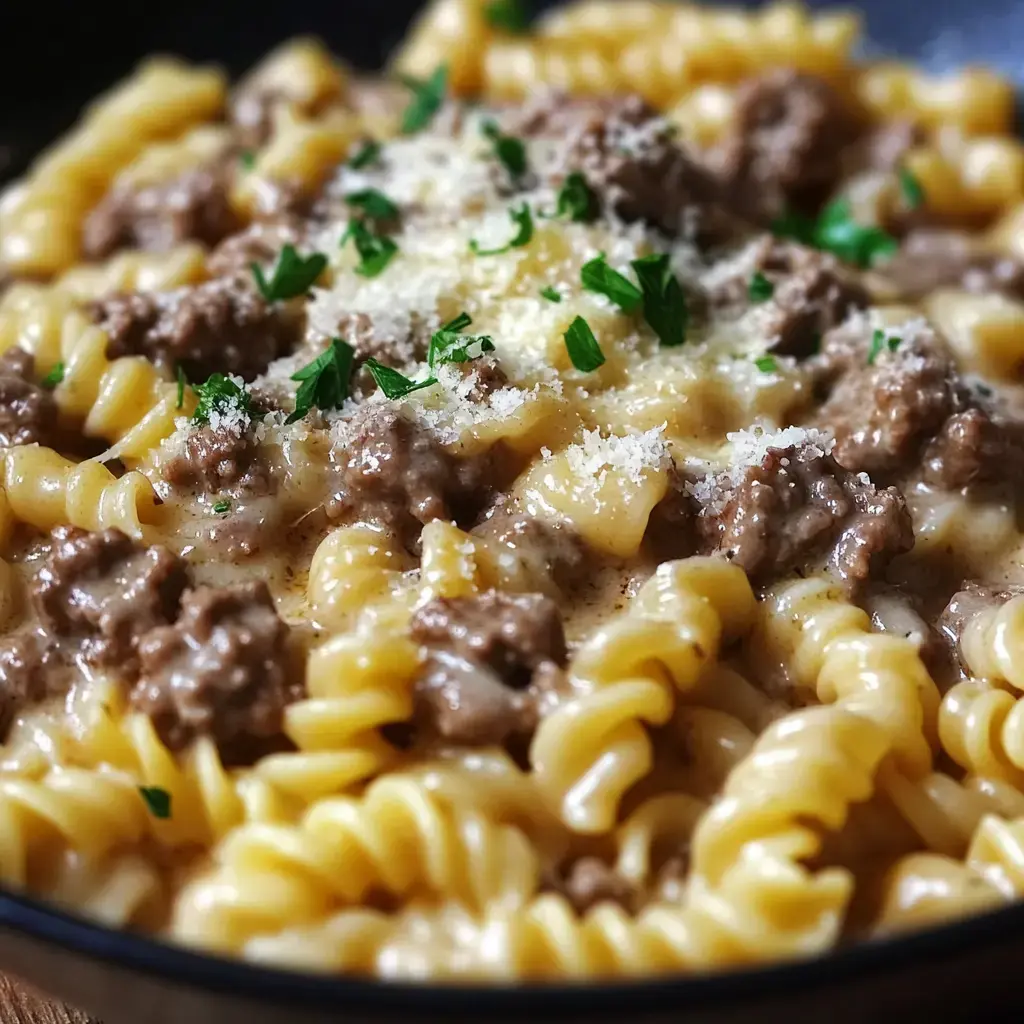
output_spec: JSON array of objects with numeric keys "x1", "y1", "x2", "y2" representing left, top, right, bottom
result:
[{"x1": 0, "y1": 977, "x2": 92, "y2": 1024}]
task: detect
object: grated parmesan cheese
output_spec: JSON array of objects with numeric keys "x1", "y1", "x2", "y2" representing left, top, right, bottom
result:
[{"x1": 557, "y1": 425, "x2": 671, "y2": 487}]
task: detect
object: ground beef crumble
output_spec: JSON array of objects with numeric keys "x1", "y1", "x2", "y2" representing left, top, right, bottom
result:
[
  {"x1": 0, "y1": 348, "x2": 57, "y2": 448},
  {"x1": 162, "y1": 425, "x2": 273, "y2": 496},
  {"x1": 409, "y1": 589, "x2": 569, "y2": 746}
]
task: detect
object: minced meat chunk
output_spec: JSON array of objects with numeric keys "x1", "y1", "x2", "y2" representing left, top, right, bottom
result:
[
  {"x1": 714, "y1": 69, "x2": 862, "y2": 219},
  {"x1": 162, "y1": 425, "x2": 273, "y2": 495},
  {"x1": 329, "y1": 406, "x2": 496, "y2": 550},
  {"x1": 807, "y1": 319, "x2": 960, "y2": 481},
  {"x1": 509, "y1": 92, "x2": 750, "y2": 244},
  {"x1": 0, "y1": 631, "x2": 60, "y2": 740},
  {"x1": 409, "y1": 589, "x2": 568, "y2": 746},
  {"x1": 695, "y1": 443, "x2": 913, "y2": 585},
  {"x1": 206, "y1": 216, "x2": 308, "y2": 279},
  {"x1": 0, "y1": 348, "x2": 57, "y2": 448},
  {"x1": 705, "y1": 235, "x2": 868, "y2": 356},
  {"x1": 92, "y1": 277, "x2": 301, "y2": 382},
  {"x1": 922, "y1": 408, "x2": 1024, "y2": 491},
  {"x1": 83, "y1": 166, "x2": 240, "y2": 260},
  {"x1": 131, "y1": 581, "x2": 299, "y2": 760},
  {"x1": 32, "y1": 527, "x2": 189, "y2": 664},
  {"x1": 550, "y1": 857, "x2": 638, "y2": 915}
]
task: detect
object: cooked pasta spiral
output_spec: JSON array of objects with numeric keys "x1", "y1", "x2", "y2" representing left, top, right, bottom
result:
[{"x1": 959, "y1": 594, "x2": 1024, "y2": 690}]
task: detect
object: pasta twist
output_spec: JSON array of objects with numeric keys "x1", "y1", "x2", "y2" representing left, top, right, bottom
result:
[
  {"x1": 54, "y1": 244, "x2": 208, "y2": 302},
  {"x1": 939, "y1": 678, "x2": 1024, "y2": 785},
  {"x1": 47, "y1": 850, "x2": 165, "y2": 929},
  {"x1": 2, "y1": 446, "x2": 158, "y2": 540},
  {"x1": 530, "y1": 557, "x2": 756, "y2": 832},
  {"x1": 0, "y1": 58, "x2": 225, "y2": 276},
  {"x1": 959, "y1": 594, "x2": 1024, "y2": 690},
  {"x1": 171, "y1": 774, "x2": 540, "y2": 952}
]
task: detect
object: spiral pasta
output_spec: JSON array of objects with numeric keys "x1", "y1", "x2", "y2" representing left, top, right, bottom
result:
[
  {"x1": 531, "y1": 558, "x2": 756, "y2": 832},
  {"x1": 959, "y1": 594, "x2": 1024, "y2": 690}
]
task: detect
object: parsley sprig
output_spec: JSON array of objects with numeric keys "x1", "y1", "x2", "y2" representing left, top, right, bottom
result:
[
  {"x1": 212, "y1": 499, "x2": 231, "y2": 515},
  {"x1": 349, "y1": 140, "x2": 382, "y2": 170},
  {"x1": 364, "y1": 360, "x2": 438, "y2": 400},
  {"x1": 341, "y1": 219, "x2": 398, "y2": 277},
  {"x1": 754, "y1": 355, "x2": 778, "y2": 373},
  {"x1": 631, "y1": 253, "x2": 687, "y2": 347},
  {"x1": 749, "y1": 271, "x2": 775, "y2": 303},
  {"x1": 540, "y1": 285, "x2": 562, "y2": 302},
  {"x1": 251, "y1": 244, "x2": 327, "y2": 302},
  {"x1": 427, "y1": 312, "x2": 495, "y2": 366},
  {"x1": 287, "y1": 338, "x2": 356, "y2": 424},
  {"x1": 482, "y1": 120, "x2": 528, "y2": 179},
  {"x1": 175, "y1": 365, "x2": 187, "y2": 409},
  {"x1": 345, "y1": 188, "x2": 399, "y2": 221},
  {"x1": 40, "y1": 362, "x2": 64, "y2": 389},
  {"x1": 773, "y1": 199, "x2": 897, "y2": 268},
  {"x1": 484, "y1": 0, "x2": 530, "y2": 31},
  {"x1": 139, "y1": 786, "x2": 171, "y2": 819},
  {"x1": 551, "y1": 172, "x2": 598, "y2": 222},
  {"x1": 191, "y1": 374, "x2": 252, "y2": 427},
  {"x1": 400, "y1": 64, "x2": 448, "y2": 134},
  {"x1": 867, "y1": 328, "x2": 902, "y2": 365},
  {"x1": 581, "y1": 254, "x2": 642, "y2": 312},
  {"x1": 564, "y1": 316, "x2": 605, "y2": 372},
  {"x1": 898, "y1": 166, "x2": 925, "y2": 210},
  {"x1": 471, "y1": 202, "x2": 534, "y2": 255}
]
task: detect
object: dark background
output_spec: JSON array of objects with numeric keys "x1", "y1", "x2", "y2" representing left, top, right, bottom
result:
[{"x1": 1, "y1": 0, "x2": 1023, "y2": 182}]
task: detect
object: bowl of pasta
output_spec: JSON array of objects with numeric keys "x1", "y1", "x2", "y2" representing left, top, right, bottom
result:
[{"x1": 1, "y1": 0, "x2": 1024, "y2": 1020}]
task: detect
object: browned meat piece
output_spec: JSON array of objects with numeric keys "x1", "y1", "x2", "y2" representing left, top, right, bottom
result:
[
  {"x1": 131, "y1": 581, "x2": 299, "y2": 760},
  {"x1": 696, "y1": 443, "x2": 913, "y2": 585},
  {"x1": 808, "y1": 319, "x2": 959, "y2": 480},
  {"x1": 409, "y1": 589, "x2": 568, "y2": 746},
  {"x1": 330, "y1": 407, "x2": 496, "y2": 549},
  {"x1": 441, "y1": 357, "x2": 510, "y2": 402},
  {"x1": 92, "y1": 277, "x2": 301, "y2": 382},
  {"x1": 0, "y1": 348, "x2": 57, "y2": 448},
  {"x1": 206, "y1": 216, "x2": 307, "y2": 278},
  {"x1": 552, "y1": 857, "x2": 637, "y2": 914},
  {"x1": 472, "y1": 505, "x2": 588, "y2": 591},
  {"x1": 83, "y1": 166, "x2": 240, "y2": 260},
  {"x1": 0, "y1": 631, "x2": 55, "y2": 739},
  {"x1": 162, "y1": 425, "x2": 273, "y2": 495},
  {"x1": 715, "y1": 69, "x2": 862, "y2": 219},
  {"x1": 882, "y1": 230, "x2": 1024, "y2": 302},
  {"x1": 32, "y1": 527, "x2": 189, "y2": 664},
  {"x1": 705, "y1": 235, "x2": 868, "y2": 356},
  {"x1": 509, "y1": 92, "x2": 750, "y2": 243},
  {"x1": 922, "y1": 408, "x2": 1024, "y2": 490}
]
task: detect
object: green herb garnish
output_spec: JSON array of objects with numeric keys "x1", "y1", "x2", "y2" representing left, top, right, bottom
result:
[
  {"x1": 563, "y1": 315, "x2": 605, "y2": 372},
  {"x1": 191, "y1": 373, "x2": 252, "y2": 427},
  {"x1": 400, "y1": 64, "x2": 448, "y2": 134},
  {"x1": 813, "y1": 198, "x2": 898, "y2": 267},
  {"x1": 631, "y1": 253, "x2": 687, "y2": 347},
  {"x1": 581, "y1": 254, "x2": 642, "y2": 312},
  {"x1": 287, "y1": 338, "x2": 356, "y2": 424},
  {"x1": 551, "y1": 172, "x2": 597, "y2": 222},
  {"x1": 482, "y1": 120, "x2": 528, "y2": 178},
  {"x1": 484, "y1": 0, "x2": 530, "y2": 31},
  {"x1": 251, "y1": 244, "x2": 327, "y2": 301},
  {"x1": 771, "y1": 210, "x2": 817, "y2": 246},
  {"x1": 427, "y1": 312, "x2": 495, "y2": 367},
  {"x1": 364, "y1": 359, "x2": 437, "y2": 399},
  {"x1": 471, "y1": 202, "x2": 533, "y2": 255},
  {"x1": 41, "y1": 362, "x2": 65, "y2": 389},
  {"x1": 345, "y1": 188, "x2": 399, "y2": 221},
  {"x1": 754, "y1": 355, "x2": 778, "y2": 373},
  {"x1": 349, "y1": 140, "x2": 382, "y2": 170},
  {"x1": 867, "y1": 328, "x2": 902, "y2": 365},
  {"x1": 341, "y1": 219, "x2": 399, "y2": 277},
  {"x1": 540, "y1": 285, "x2": 562, "y2": 302},
  {"x1": 239, "y1": 150, "x2": 255, "y2": 171},
  {"x1": 176, "y1": 364, "x2": 187, "y2": 409},
  {"x1": 749, "y1": 272, "x2": 775, "y2": 303},
  {"x1": 898, "y1": 166, "x2": 925, "y2": 210},
  {"x1": 139, "y1": 786, "x2": 171, "y2": 819},
  {"x1": 212, "y1": 500, "x2": 231, "y2": 514}
]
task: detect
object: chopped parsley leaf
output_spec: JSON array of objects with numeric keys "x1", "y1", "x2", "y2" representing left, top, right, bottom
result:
[
  {"x1": 540, "y1": 285, "x2": 562, "y2": 302},
  {"x1": 139, "y1": 786, "x2": 171, "y2": 819},
  {"x1": 471, "y1": 202, "x2": 533, "y2": 255},
  {"x1": 867, "y1": 328, "x2": 901, "y2": 365},
  {"x1": 580, "y1": 254, "x2": 642, "y2": 312},
  {"x1": 484, "y1": 0, "x2": 530, "y2": 31},
  {"x1": 364, "y1": 359, "x2": 437, "y2": 399},
  {"x1": 748, "y1": 271, "x2": 775, "y2": 303},
  {"x1": 552, "y1": 172, "x2": 597, "y2": 222},
  {"x1": 771, "y1": 210, "x2": 817, "y2": 245},
  {"x1": 427, "y1": 312, "x2": 495, "y2": 367},
  {"x1": 191, "y1": 373, "x2": 252, "y2": 426},
  {"x1": 176, "y1": 364, "x2": 187, "y2": 409},
  {"x1": 349, "y1": 139, "x2": 382, "y2": 170},
  {"x1": 41, "y1": 362, "x2": 64, "y2": 389},
  {"x1": 239, "y1": 150, "x2": 255, "y2": 171},
  {"x1": 345, "y1": 188, "x2": 399, "y2": 221},
  {"x1": 212, "y1": 500, "x2": 231, "y2": 514},
  {"x1": 251, "y1": 244, "x2": 327, "y2": 301},
  {"x1": 813, "y1": 198, "x2": 898, "y2": 267},
  {"x1": 287, "y1": 338, "x2": 356, "y2": 424},
  {"x1": 631, "y1": 253, "x2": 687, "y2": 347},
  {"x1": 898, "y1": 166, "x2": 925, "y2": 210},
  {"x1": 563, "y1": 315, "x2": 605, "y2": 372},
  {"x1": 341, "y1": 219, "x2": 398, "y2": 277},
  {"x1": 399, "y1": 64, "x2": 448, "y2": 134},
  {"x1": 754, "y1": 355, "x2": 778, "y2": 373},
  {"x1": 481, "y1": 120, "x2": 528, "y2": 178}
]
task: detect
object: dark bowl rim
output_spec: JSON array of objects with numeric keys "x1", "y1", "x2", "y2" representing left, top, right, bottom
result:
[{"x1": 3, "y1": 884, "x2": 1024, "y2": 1014}]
